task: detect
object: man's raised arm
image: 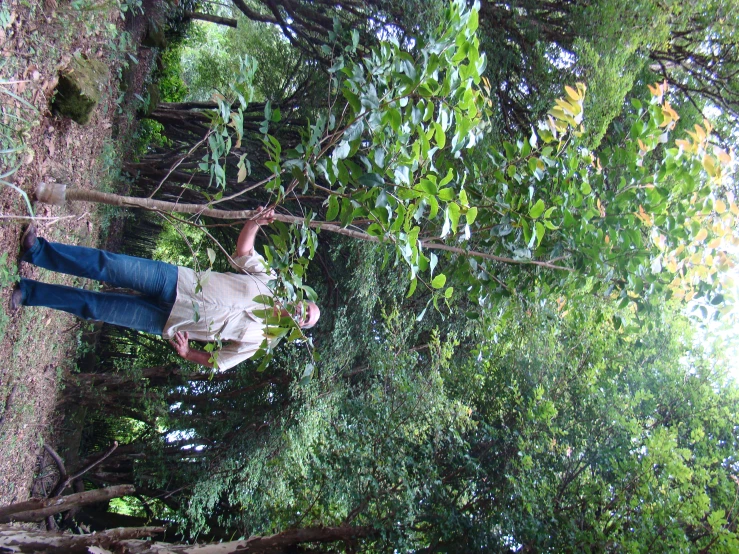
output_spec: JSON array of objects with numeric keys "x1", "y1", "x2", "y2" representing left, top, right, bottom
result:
[{"x1": 236, "y1": 207, "x2": 275, "y2": 257}]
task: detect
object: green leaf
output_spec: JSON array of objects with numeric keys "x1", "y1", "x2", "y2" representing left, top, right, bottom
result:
[
  {"x1": 326, "y1": 195, "x2": 339, "y2": 220},
  {"x1": 367, "y1": 223, "x2": 385, "y2": 237},
  {"x1": 206, "y1": 248, "x2": 216, "y2": 265},
  {"x1": 438, "y1": 188, "x2": 455, "y2": 202},
  {"x1": 406, "y1": 277, "x2": 418, "y2": 298},
  {"x1": 332, "y1": 141, "x2": 351, "y2": 162},
  {"x1": 431, "y1": 273, "x2": 447, "y2": 289},
  {"x1": 439, "y1": 168, "x2": 454, "y2": 187},
  {"x1": 529, "y1": 199, "x2": 546, "y2": 219},
  {"x1": 444, "y1": 286, "x2": 453, "y2": 299},
  {"x1": 447, "y1": 203, "x2": 461, "y2": 234},
  {"x1": 581, "y1": 180, "x2": 592, "y2": 195},
  {"x1": 416, "y1": 178, "x2": 438, "y2": 195},
  {"x1": 535, "y1": 222, "x2": 545, "y2": 247},
  {"x1": 466, "y1": 206, "x2": 478, "y2": 225},
  {"x1": 434, "y1": 122, "x2": 446, "y2": 148},
  {"x1": 358, "y1": 172, "x2": 385, "y2": 188}
]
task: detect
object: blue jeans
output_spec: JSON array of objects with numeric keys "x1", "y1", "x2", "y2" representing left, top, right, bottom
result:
[{"x1": 19, "y1": 238, "x2": 178, "y2": 335}]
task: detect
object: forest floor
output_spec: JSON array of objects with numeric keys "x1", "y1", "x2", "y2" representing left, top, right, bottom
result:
[{"x1": 0, "y1": 0, "x2": 156, "y2": 505}]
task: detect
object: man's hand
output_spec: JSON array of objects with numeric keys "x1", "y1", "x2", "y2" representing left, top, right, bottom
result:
[
  {"x1": 169, "y1": 331, "x2": 190, "y2": 357},
  {"x1": 252, "y1": 206, "x2": 275, "y2": 226},
  {"x1": 236, "y1": 206, "x2": 275, "y2": 257}
]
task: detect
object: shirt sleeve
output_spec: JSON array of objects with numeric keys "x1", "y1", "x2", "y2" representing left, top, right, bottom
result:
[
  {"x1": 214, "y1": 340, "x2": 263, "y2": 371},
  {"x1": 229, "y1": 251, "x2": 275, "y2": 277}
]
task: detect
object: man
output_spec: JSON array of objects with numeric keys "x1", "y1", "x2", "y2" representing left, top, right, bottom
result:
[{"x1": 10, "y1": 208, "x2": 319, "y2": 370}]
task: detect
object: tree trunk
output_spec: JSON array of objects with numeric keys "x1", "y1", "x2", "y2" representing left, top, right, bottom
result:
[
  {"x1": 185, "y1": 11, "x2": 238, "y2": 27},
  {"x1": 41, "y1": 187, "x2": 572, "y2": 271},
  {"x1": 0, "y1": 484, "x2": 135, "y2": 523}
]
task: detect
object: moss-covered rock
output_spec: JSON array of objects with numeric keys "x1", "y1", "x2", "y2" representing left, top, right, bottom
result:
[
  {"x1": 142, "y1": 21, "x2": 168, "y2": 49},
  {"x1": 52, "y1": 54, "x2": 108, "y2": 125}
]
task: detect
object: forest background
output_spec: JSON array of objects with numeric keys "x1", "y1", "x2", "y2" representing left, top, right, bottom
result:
[{"x1": 1, "y1": 0, "x2": 739, "y2": 551}]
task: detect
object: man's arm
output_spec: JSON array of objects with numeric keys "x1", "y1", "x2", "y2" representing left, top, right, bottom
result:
[
  {"x1": 169, "y1": 331, "x2": 214, "y2": 368},
  {"x1": 236, "y1": 207, "x2": 275, "y2": 257}
]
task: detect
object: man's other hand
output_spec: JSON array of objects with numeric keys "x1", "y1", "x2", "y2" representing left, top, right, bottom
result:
[{"x1": 169, "y1": 331, "x2": 190, "y2": 357}]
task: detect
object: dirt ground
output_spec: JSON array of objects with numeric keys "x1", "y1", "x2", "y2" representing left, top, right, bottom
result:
[{"x1": 0, "y1": 0, "x2": 156, "y2": 506}]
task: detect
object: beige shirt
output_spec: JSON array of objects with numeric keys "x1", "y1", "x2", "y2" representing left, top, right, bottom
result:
[{"x1": 162, "y1": 252, "x2": 275, "y2": 370}]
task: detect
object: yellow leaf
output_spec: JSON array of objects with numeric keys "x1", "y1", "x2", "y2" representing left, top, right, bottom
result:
[
  {"x1": 730, "y1": 202, "x2": 739, "y2": 216},
  {"x1": 708, "y1": 237, "x2": 722, "y2": 249},
  {"x1": 691, "y1": 252, "x2": 703, "y2": 264},
  {"x1": 564, "y1": 85, "x2": 580, "y2": 101},
  {"x1": 555, "y1": 98, "x2": 580, "y2": 116},
  {"x1": 648, "y1": 82, "x2": 662, "y2": 97},
  {"x1": 715, "y1": 199, "x2": 726, "y2": 213},
  {"x1": 237, "y1": 164, "x2": 247, "y2": 183},
  {"x1": 549, "y1": 106, "x2": 567, "y2": 120},
  {"x1": 605, "y1": 234, "x2": 610, "y2": 244},
  {"x1": 667, "y1": 260, "x2": 678, "y2": 272},
  {"x1": 702, "y1": 155, "x2": 717, "y2": 177},
  {"x1": 661, "y1": 102, "x2": 679, "y2": 124},
  {"x1": 676, "y1": 139, "x2": 693, "y2": 152},
  {"x1": 694, "y1": 124, "x2": 706, "y2": 142},
  {"x1": 716, "y1": 148, "x2": 731, "y2": 164},
  {"x1": 636, "y1": 205, "x2": 652, "y2": 226},
  {"x1": 695, "y1": 228, "x2": 708, "y2": 242}
]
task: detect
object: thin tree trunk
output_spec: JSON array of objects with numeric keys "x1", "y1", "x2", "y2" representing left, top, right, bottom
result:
[
  {"x1": 54, "y1": 188, "x2": 573, "y2": 271},
  {"x1": 185, "y1": 11, "x2": 238, "y2": 27},
  {"x1": 0, "y1": 484, "x2": 135, "y2": 523}
]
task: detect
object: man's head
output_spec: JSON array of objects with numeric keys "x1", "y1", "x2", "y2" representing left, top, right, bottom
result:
[{"x1": 298, "y1": 301, "x2": 320, "y2": 329}]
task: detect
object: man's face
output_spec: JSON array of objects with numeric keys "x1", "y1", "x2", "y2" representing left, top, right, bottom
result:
[{"x1": 297, "y1": 301, "x2": 320, "y2": 328}]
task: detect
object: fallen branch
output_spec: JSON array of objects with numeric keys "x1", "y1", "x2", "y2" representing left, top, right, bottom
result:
[
  {"x1": 0, "y1": 484, "x2": 135, "y2": 523},
  {"x1": 0, "y1": 524, "x2": 165, "y2": 553}
]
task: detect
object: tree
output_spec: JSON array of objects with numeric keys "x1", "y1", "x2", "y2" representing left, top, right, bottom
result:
[{"x1": 37, "y1": 2, "x2": 739, "y2": 549}]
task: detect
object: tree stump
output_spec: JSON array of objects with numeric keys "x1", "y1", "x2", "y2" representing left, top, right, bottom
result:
[{"x1": 52, "y1": 54, "x2": 108, "y2": 125}]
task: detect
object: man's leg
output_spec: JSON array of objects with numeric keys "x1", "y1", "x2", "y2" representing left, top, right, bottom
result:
[
  {"x1": 22, "y1": 238, "x2": 177, "y2": 304},
  {"x1": 17, "y1": 278, "x2": 172, "y2": 334}
]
